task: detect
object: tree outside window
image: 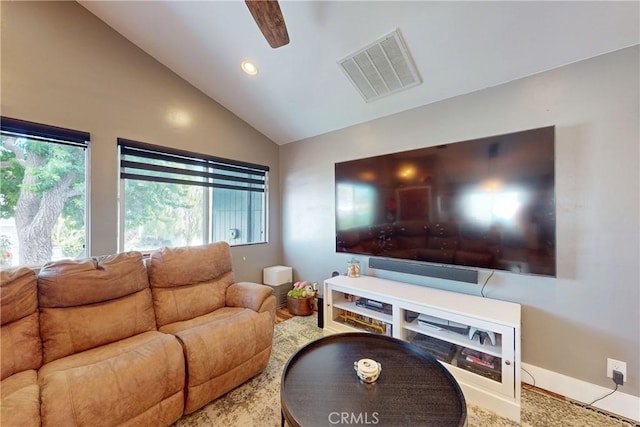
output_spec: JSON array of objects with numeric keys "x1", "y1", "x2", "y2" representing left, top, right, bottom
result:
[
  {"x1": 122, "y1": 180, "x2": 204, "y2": 251},
  {"x1": 0, "y1": 118, "x2": 88, "y2": 267}
]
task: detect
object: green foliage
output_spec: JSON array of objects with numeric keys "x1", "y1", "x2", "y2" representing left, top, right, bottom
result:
[
  {"x1": 1, "y1": 135, "x2": 85, "y2": 215},
  {"x1": 23, "y1": 140, "x2": 85, "y2": 194},
  {"x1": 52, "y1": 217, "x2": 85, "y2": 258},
  {"x1": 62, "y1": 193, "x2": 86, "y2": 227},
  {"x1": 287, "y1": 288, "x2": 308, "y2": 298},
  {"x1": 1, "y1": 134, "x2": 86, "y2": 262},
  {"x1": 124, "y1": 180, "x2": 199, "y2": 226},
  {"x1": 0, "y1": 146, "x2": 24, "y2": 219},
  {"x1": 123, "y1": 180, "x2": 203, "y2": 250}
]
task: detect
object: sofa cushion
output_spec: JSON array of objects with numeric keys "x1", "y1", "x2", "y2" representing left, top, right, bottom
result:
[
  {"x1": 37, "y1": 252, "x2": 156, "y2": 363},
  {"x1": 226, "y1": 282, "x2": 275, "y2": 313},
  {"x1": 0, "y1": 267, "x2": 38, "y2": 325},
  {"x1": 148, "y1": 242, "x2": 235, "y2": 327},
  {"x1": 160, "y1": 306, "x2": 271, "y2": 351},
  {"x1": 1, "y1": 370, "x2": 40, "y2": 427},
  {"x1": 39, "y1": 331, "x2": 185, "y2": 427},
  {"x1": 1, "y1": 312, "x2": 41, "y2": 382},
  {"x1": 39, "y1": 289, "x2": 157, "y2": 363},
  {"x1": 0, "y1": 268, "x2": 42, "y2": 380},
  {"x1": 160, "y1": 307, "x2": 274, "y2": 413},
  {"x1": 38, "y1": 252, "x2": 149, "y2": 307}
]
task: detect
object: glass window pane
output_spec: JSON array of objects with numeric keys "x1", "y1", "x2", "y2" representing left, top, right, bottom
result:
[
  {"x1": 0, "y1": 134, "x2": 87, "y2": 266},
  {"x1": 211, "y1": 187, "x2": 265, "y2": 245},
  {"x1": 123, "y1": 180, "x2": 204, "y2": 251}
]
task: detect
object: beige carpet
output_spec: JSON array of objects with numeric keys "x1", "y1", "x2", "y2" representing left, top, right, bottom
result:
[{"x1": 175, "y1": 314, "x2": 636, "y2": 427}]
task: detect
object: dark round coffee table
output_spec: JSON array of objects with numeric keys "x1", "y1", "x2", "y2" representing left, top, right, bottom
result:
[{"x1": 281, "y1": 332, "x2": 467, "y2": 427}]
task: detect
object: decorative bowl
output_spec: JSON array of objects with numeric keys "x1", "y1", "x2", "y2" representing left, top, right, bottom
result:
[{"x1": 353, "y1": 358, "x2": 382, "y2": 383}]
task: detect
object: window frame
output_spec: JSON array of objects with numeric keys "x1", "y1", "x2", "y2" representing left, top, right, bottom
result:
[
  {"x1": 117, "y1": 138, "x2": 269, "y2": 252},
  {"x1": 0, "y1": 116, "x2": 90, "y2": 266}
]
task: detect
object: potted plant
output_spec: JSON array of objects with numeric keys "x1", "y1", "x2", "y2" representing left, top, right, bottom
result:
[{"x1": 286, "y1": 281, "x2": 316, "y2": 316}]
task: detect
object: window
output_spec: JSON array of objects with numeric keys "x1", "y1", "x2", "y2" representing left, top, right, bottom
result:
[
  {"x1": 336, "y1": 182, "x2": 376, "y2": 230},
  {"x1": 0, "y1": 117, "x2": 89, "y2": 267},
  {"x1": 118, "y1": 138, "x2": 268, "y2": 252}
]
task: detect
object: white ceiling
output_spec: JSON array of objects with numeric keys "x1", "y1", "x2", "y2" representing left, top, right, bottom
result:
[{"x1": 79, "y1": 1, "x2": 639, "y2": 145}]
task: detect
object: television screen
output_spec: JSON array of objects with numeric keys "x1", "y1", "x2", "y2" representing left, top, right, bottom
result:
[{"x1": 335, "y1": 126, "x2": 556, "y2": 277}]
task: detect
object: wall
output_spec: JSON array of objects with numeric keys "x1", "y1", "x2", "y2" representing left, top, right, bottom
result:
[
  {"x1": 280, "y1": 46, "x2": 640, "y2": 403},
  {"x1": 0, "y1": 1, "x2": 281, "y2": 281},
  {"x1": 2, "y1": 0, "x2": 638, "y2": 415}
]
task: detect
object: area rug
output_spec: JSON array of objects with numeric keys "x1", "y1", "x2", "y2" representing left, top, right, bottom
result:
[{"x1": 175, "y1": 314, "x2": 635, "y2": 427}]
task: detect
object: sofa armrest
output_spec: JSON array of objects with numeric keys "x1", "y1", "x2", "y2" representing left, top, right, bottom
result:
[{"x1": 226, "y1": 282, "x2": 274, "y2": 313}]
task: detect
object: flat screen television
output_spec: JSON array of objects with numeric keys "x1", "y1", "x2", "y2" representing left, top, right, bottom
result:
[{"x1": 335, "y1": 126, "x2": 556, "y2": 277}]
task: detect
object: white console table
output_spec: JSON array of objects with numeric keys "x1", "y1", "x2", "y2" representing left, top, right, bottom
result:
[{"x1": 323, "y1": 274, "x2": 521, "y2": 423}]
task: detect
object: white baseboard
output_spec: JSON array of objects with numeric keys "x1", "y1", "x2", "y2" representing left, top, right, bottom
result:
[{"x1": 521, "y1": 362, "x2": 640, "y2": 423}]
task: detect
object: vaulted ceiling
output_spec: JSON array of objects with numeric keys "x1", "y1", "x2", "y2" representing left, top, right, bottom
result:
[{"x1": 79, "y1": 1, "x2": 639, "y2": 145}]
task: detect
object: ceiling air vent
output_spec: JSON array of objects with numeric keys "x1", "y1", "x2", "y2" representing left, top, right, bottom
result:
[{"x1": 338, "y1": 29, "x2": 421, "y2": 103}]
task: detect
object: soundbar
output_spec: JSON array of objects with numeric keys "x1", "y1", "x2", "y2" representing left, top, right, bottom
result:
[{"x1": 368, "y1": 257, "x2": 478, "y2": 284}]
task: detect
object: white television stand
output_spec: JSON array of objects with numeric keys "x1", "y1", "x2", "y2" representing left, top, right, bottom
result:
[{"x1": 323, "y1": 274, "x2": 521, "y2": 423}]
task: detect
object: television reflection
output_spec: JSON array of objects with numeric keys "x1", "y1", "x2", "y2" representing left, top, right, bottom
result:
[{"x1": 335, "y1": 126, "x2": 556, "y2": 277}]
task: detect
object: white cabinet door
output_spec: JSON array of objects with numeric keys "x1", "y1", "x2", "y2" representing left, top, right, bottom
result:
[
  {"x1": 398, "y1": 303, "x2": 516, "y2": 398},
  {"x1": 324, "y1": 283, "x2": 394, "y2": 336}
]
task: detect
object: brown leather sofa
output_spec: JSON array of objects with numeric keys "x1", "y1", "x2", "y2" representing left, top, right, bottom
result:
[
  {"x1": 0, "y1": 242, "x2": 276, "y2": 426},
  {"x1": 148, "y1": 243, "x2": 275, "y2": 413},
  {"x1": 1, "y1": 268, "x2": 42, "y2": 427}
]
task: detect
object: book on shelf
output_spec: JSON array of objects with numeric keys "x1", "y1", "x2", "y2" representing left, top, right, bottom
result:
[
  {"x1": 339, "y1": 310, "x2": 392, "y2": 336},
  {"x1": 460, "y1": 348, "x2": 497, "y2": 369}
]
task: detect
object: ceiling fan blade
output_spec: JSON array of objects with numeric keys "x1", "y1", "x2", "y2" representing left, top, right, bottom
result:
[{"x1": 245, "y1": 0, "x2": 290, "y2": 48}]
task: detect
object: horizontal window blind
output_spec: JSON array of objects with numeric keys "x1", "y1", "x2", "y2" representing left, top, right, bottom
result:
[
  {"x1": 118, "y1": 138, "x2": 268, "y2": 192},
  {"x1": 1, "y1": 116, "x2": 89, "y2": 148}
]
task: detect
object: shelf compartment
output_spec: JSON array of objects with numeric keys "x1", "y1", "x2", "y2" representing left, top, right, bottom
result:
[
  {"x1": 404, "y1": 318, "x2": 502, "y2": 358},
  {"x1": 333, "y1": 308, "x2": 392, "y2": 336},
  {"x1": 406, "y1": 330, "x2": 457, "y2": 364},
  {"x1": 407, "y1": 329, "x2": 503, "y2": 384},
  {"x1": 332, "y1": 299, "x2": 393, "y2": 324}
]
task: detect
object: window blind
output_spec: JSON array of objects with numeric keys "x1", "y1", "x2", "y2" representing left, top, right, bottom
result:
[
  {"x1": 1, "y1": 116, "x2": 89, "y2": 148},
  {"x1": 117, "y1": 138, "x2": 268, "y2": 193}
]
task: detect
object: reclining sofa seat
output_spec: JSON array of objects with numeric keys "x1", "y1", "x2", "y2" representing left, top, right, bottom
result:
[
  {"x1": 0, "y1": 268, "x2": 42, "y2": 427},
  {"x1": 148, "y1": 241, "x2": 276, "y2": 414},
  {"x1": 37, "y1": 252, "x2": 185, "y2": 426}
]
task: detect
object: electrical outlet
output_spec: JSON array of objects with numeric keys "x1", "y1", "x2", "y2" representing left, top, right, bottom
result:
[
  {"x1": 607, "y1": 358, "x2": 626, "y2": 382},
  {"x1": 613, "y1": 370, "x2": 624, "y2": 386}
]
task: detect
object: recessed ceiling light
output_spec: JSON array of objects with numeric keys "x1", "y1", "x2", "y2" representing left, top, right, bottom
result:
[{"x1": 241, "y1": 60, "x2": 258, "y2": 75}]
